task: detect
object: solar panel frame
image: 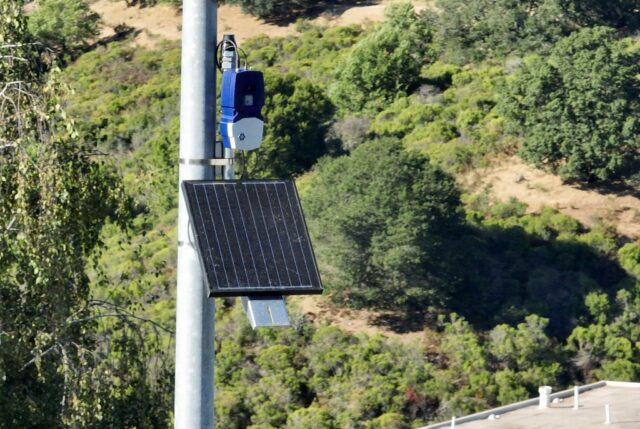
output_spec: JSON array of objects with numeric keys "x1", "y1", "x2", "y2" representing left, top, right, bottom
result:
[{"x1": 182, "y1": 179, "x2": 323, "y2": 297}]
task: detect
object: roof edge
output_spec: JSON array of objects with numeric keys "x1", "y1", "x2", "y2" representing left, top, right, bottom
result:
[{"x1": 419, "y1": 380, "x2": 640, "y2": 429}]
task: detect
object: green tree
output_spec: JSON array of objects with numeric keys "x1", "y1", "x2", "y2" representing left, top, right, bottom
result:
[
  {"x1": 247, "y1": 344, "x2": 307, "y2": 427},
  {"x1": 224, "y1": 0, "x2": 349, "y2": 21},
  {"x1": 618, "y1": 242, "x2": 640, "y2": 279},
  {"x1": 332, "y1": 2, "x2": 433, "y2": 112},
  {"x1": 565, "y1": 0, "x2": 640, "y2": 30},
  {"x1": 568, "y1": 287, "x2": 640, "y2": 381},
  {"x1": 303, "y1": 138, "x2": 463, "y2": 312},
  {"x1": 489, "y1": 316, "x2": 561, "y2": 403},
  {"x1": 246, "y1": 72, "x2": 334, "y2": 178},
  {"x1": 367, "y1": 412, "x2": 410, "y2": 429},
  {"x1": 0, "y1": 4, "x2": 171, "y2": 426},
  {"x1": 436, "y1": 0, "x2": 640, "y2": 63},
  {"x1": 286, "y1": 406, "x2": 335, "y2": 429},
  {"x1": 436, "y1": 0, "x2": 570, "y2": 63},
  {"x1": 426, "y1": 315, "x2": 495, "y2": 416},
  {"x1": 501, "y1": 27, "x2": 640, "y2": 181},
  {"x1": 28, "y1": 0, "x2": 100, "y2": 56}
]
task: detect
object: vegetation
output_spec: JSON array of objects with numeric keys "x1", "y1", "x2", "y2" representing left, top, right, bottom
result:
[
  {"x1": 0, "y1": 2, "x2": 171, "y2": 427},
  {"x1": 3, "y1": 0, "x2": 640, "y2": 427},
  {"x1": 246, "y1": 71, "x2": 334, "y2": 178},
  {"x1": 304, "y1": 139, "x2": 463, "y2": 312},
  {"x1": 436, "y1": 0, "x2": 640, "y2": 63},
  {"x1": 28, "y1": 0, "x2": 100, "y2": 56},
  {"x1": 370, "y1": 62, "x2": 508, "y2": 172},
  {"x1": 501, "y1": 27, "x2": 640, "y2": 181},
  {"x1": 435, "y1": 0, "x2": 570, "y2": 63},
  {"x1": 332, "y1": 3, "x2": 432, "y2": 112},
  {"x1": 222, "y1": 0, "x2": 357, "y2": 22}
]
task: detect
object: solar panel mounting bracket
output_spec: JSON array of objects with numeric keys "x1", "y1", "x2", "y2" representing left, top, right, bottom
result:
[
  {"x1": 242, "y1": 296, "x2": 290, "y2": 328},
  {"x1": 179, "y1": 158, "x2": 233, "y2": 166}
]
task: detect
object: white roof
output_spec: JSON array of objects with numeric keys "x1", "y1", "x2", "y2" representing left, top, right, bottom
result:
[{"x1": 421, "y1": 381, "x2": 640, "y2": 429}]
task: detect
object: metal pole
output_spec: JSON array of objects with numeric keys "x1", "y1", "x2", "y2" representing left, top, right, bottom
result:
[{"x1": 175, "y1": 0, "x2": 216, "y2": 427}]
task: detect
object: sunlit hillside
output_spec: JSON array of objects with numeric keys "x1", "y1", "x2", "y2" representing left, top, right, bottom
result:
[{"x1": 2, "y1": 1, "x2": 640, "y2": 427}]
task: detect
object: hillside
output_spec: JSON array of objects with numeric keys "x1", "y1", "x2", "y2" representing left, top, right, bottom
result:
[
  {"x1": 463, "y1": 157, "x2": 640, "y2": 240},
  {"x1": 91, "y1": 0, "x2": 432, "y2": 47},
  {"x1": 4, "y1": 1, "x2": 640, "y2": 428},
  {"x1": 90, "y1": 0, "x2": 640, "y2": 239}
]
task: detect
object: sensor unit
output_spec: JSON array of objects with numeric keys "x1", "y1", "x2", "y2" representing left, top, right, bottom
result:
[{"x1": 220, "y1": 69, "x2": 265, "y2": 151}]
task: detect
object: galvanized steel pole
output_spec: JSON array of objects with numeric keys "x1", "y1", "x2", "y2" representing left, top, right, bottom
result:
[{"x1": 174, "y1": 0, "x2": 216, "y2": 427}]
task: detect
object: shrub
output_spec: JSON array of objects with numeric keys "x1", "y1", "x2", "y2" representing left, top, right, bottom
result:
[
  {"x1": 501, "y1": 27, "x2": 640, "y2": 181},
  {"x1": 303, "y1": 138, "x2": 463, "y2": 311},
  {"x1": 332, "y1": 3, "x2": 433, "y2": 112}
]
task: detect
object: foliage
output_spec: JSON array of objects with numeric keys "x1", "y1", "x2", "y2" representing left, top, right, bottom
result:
[
  {"x1": 436, "y1": 0, "x2": 640, "y2": 63},
  {"x1": 425, "y1": 314, "x2": 561, "y2": 415},
  {"x1": 243, "y1": 25, "x2": 365, "y2": 84},
  {"x1": 303, "y1": 139, "x2": 464, "y2": 312},
  {"x1": 0, "y1": 5, "x2": 171, "y2": 426},
  {"x1": 62, "y1": 42, "x2": 181, "y2": 154},
  {"x1": 224, "y1": 0, "x2": 352, "y2": 22},
  {"x1": 214, "y1": 308, "x2": 437, "y2": 428},
  {"x1": 332, "y1": 2, "x2": 433, "y2": 112},
  {"x1": 567, "y1": 285, "x2": 640, "y2": 381},
  {"x1": 618, "y1": 242, "x2": 640, "y2": 279},
  {"x1": 122, "y1": 0, "x2": 181, "y2": 6},
  {"x1": 212, "y1": 302, "x2": 566, "y2": 427},
  {"x1": 370, "y1": 63, "x2": 510, "y2": 172},
  {"x1": 35, "y1": 4, "x2": 640, "y2": 427},
  {"x1": 435, "y1": 0, "x2": 571, "y2": 63},
  {"x1": 28, "y1": 0, "x2": 100, "y2": 56},
  {"x1": 501, "y1": 27, "x2": 640, "y2": 181},
  {"x1": 565, "y1": 0, "x2": 640, "y2": 30},
  {"x1": 458, "y1": 200, "x2": 628, "y2": 337},
  {"x1": 63, "y1": 41, "x2": 334, "y2": 184},
  {"x1": 245, "y1": 72, "x2": 334, "y2": 178}
]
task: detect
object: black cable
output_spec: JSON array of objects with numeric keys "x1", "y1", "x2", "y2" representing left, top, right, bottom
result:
[
  {"x1": 239, "y1": 151, "x2": 248, "y2": 180},
  {"x1": 215, "y1": 40, "x2": 224, "y2": 71},
  {"x1": 215, "y1": 40, "x2": 249, "y2": 72}
]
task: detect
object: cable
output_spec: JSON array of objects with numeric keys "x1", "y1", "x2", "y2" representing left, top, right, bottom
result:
[
  {"x1": 239, "y1": 150, "x2": 248, "y2": 180},
  {"x1": 215, "y1": 39, "x2": 249, "y2": 71}
]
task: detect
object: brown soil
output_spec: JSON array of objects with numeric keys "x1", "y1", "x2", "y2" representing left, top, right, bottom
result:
[
  {"x1": 90, "y1": 0, "x2": 432, "y2": 48},
  {"x1": 462, "y1": 156, "x2": 640, "y2": 239},
  {"x1": 290, "y1": 295, "x2": 429, "y2": 346},
  {"x1": 92, "y1": 0, "x2": 182, "y2": 47}
]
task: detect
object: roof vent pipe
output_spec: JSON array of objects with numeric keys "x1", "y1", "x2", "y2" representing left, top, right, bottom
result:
[{"x1": 538, "y1": 386, "x2": 552, "y2": 409}]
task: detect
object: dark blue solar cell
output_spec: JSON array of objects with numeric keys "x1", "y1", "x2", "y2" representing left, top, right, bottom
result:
[{"x1": 182, "y1": 180, "x2": 323, "y2": 297}]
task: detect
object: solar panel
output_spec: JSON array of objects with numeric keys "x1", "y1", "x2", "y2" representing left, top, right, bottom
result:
[{"x1": 182, "y1": 179, "x2": 323, "y2": 297}]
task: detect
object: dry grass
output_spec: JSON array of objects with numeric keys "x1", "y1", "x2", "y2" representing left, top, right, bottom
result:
[
  {"x1": 461, "y1": 156, "x2": 640, "y2": 239},
  {"x1": 290, "y1": 295, "x2": 430, "y2": 346},
  {"x1": 90, "y1": 0, "x2": 433, "y2": 48}
]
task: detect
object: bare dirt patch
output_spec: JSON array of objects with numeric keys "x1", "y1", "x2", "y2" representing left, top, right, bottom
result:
[
  {"x1": 312, "y1": 1, "x2": 431, "y2": 27},
  {"x1": 90, "y1": 0, "x2": 433, "y2": 48},
  {"x1": 92, "y1": 0, "x2": 181, "y2": 47},
  {"x1": 290, "y1": 295, "x2": 429, "y2": 346},
  {"x1": 463, "y1": 156, "x2": 640, "y2": 239}
]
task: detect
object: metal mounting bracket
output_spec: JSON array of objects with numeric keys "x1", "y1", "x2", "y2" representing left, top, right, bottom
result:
[{"x1": 241, "y1": 295, "x2": 290, "y2": 328}]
